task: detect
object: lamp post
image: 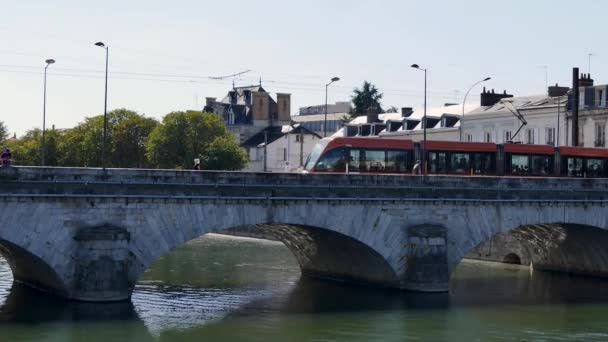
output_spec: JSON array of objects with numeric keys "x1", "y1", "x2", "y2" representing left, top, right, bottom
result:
[
  {"x1": 410, "y1": 64, "x2": 427, "y2": 174},
  {"x1": 460, "y1": 77, "x2": 491, "y2": 142},
  {"x1": 324, "y1": 76, "x2": 340, "y2": 137},
  {"x1": 95, "y1": 41, "x2": 109, "y2": 168},
  {"x1": 41, "y1": 58, "x2": 55, "y2": 166}
]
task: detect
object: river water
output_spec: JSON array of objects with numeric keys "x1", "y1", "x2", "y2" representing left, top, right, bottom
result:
[{"x1": 2, "y1": 234, "x2": 608, "y2": 341}]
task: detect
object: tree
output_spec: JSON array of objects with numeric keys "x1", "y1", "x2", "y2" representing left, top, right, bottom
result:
[
  {"x1": 351, "y1": 81, "x2": 383, "y2": 117},
  {"x1": 146, "y1": 111, "x2": 247, "y2": 170},
  {"x1": 202, "y1": 135, "x2": 249, "y2": 170},
  {"x1": 58, "y1": 109, "x2": 158, "y2": 168},
  {"x1": 0, "y1": 121, "x2": 8, "y2": 143},
  {"x1": 385, "y1": 106, "x2": 399, "y2": 113}
]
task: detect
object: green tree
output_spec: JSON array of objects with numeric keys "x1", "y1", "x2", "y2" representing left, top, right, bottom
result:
[
  {"x1": 351, "y1": 81, "x2": 383, "y2": 117},
  {"x1": 58, "y1": 108, "x2": 158, "y2": 168},
  {"x1": 146, "y1": 111, "x2": 248, "y2": 170},
  {"x1": 202, "y1": 135, "x2": 249, "y2": 170},
  {"x1": 0, "y1": 121, "x2": 8, "y2": 143},
  {"x1": 5, "y1": 128, "x2": 65, "y2": 166}
]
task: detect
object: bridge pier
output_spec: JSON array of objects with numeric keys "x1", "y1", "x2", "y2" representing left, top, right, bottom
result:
[
  {"x1": 73, "y1": 225, "x2": 133, "y2": 301},
  {"x1": 404, "y1": 225, "x2": 449, "y2": 292}
]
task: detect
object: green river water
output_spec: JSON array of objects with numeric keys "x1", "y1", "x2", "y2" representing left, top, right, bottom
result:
[{"x1": 1, "y1": 234, "x2": 608, "y2": 341}]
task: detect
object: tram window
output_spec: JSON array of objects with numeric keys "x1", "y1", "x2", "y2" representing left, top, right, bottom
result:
[
  {"x1": 349, "y1": 149, "x2": 363, "y2": 172},
  {"x1": 530, "y1": 155, "x2": 552, "y2": 175},
  {"x1": 564, "y1": 157, "x2": 584, "y2": 177},
  {"x1": 471, "y1": 153, "x2": 495, "y2": 175},
  {"x1": 510, "y1": 155, "x2": 529, "y2": 174},
  {"x1": 366, "y1": 150, "x2": 386, "y2": 172},
  {"x1": 386, "y1": 150, "x2": 409, "y2": 173},
  {"x1": 450, "y1": 153, "x2": 469, "y2": 174},
  {"x1": 315, "y1": 148, "x2": 347, "y2": 172},
  {"x1": 586, "y1": 159, "x2": 605, "y2": 178},
  {"x1": 430, "y1": 152, "x2": 448, "y2": 173}
]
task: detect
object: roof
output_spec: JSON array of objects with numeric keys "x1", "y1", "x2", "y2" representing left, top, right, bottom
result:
[
  {"x1": 291, "y1": 112, "x2": 350, "y2": 122},
  {"x1": 219, "y1": 85, "x2": 277, "y2": 106},
  {"x1": 241, "y1": 124, "x2": 321, "y2": 148},
  {"x1": 466, "y1": 95, "x2": 566, "y2": 116}
]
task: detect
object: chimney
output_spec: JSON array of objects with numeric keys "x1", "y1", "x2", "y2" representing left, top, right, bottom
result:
[
  {"x1": 548, "y1": 83, "x2": 569, "y2": 97},
  {"x1": 480, "y1": 87, "x2": 513, "y2": 106},
  {"x1": 205, "y1": 97, "x2": 216, "y2": 108},
  {"x1": 366, "y1": 104, "x2": 381, "y2": 123},
  {"x1": 579, "y1": 73, "x2": 594, "y2": 87},
  {"x1": 401, "y1": 107, "x2": 413, "y2": 117},
  {"x1": 572, "y1": 67, "x2": 580, "y2": 146},
  {"x1": 276, "y1": 93, "x2": 291, "y2": 122},
  {"x1": 228, "y1": 91, "x2": 237, "y2": 104}
]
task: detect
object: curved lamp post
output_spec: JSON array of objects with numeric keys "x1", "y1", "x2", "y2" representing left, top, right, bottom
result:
[
  {"x1": 410, "y1": 64, "x2": 427, "y2": 174},
  {"x1": 41, "y1": 58, "x2": 56, "y2": 166},
  {"x1": 324, "y1": 76, "x2": 340, "y2": 137},
  {"x1": 460, "y1": 77, "x2": 491, "y2": 142},
  {"x1": 95, "y1": 41, "x2": 109, "y2": 168}
]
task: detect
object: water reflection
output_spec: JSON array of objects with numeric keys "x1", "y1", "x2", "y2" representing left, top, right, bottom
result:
[{"x1": 1, "y1": 235, "x2": 608, "y2": 341}]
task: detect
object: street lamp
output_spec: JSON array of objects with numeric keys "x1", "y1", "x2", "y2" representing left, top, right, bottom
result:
[
  {"x1": 410, "y1": 64, "x2": 427, "y2": 174},
  {"x1": 41, "y1": 58, "x2": 55, "y2": 166},
  {"x1": 460, "y1": 77, "x2": 491, "y2": 142},
  {"x1": 95, "y1": 41, "x2": 109, "y2": 168},
  {"x1": 324, "y1": 76, "x2": 340, "y2": 137}
]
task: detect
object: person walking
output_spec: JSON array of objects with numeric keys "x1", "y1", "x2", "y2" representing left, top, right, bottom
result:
[
  {"x1": 412, "y1": 159, "x2": 421, "y2": 175},
  {"x1": 1, "y1": 148, "x2": 12, "y2": 167},
  {"x1": 193, "y1": 158, "x2": 201, "y2": 170}
]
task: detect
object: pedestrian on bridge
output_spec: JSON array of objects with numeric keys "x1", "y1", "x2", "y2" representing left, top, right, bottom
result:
[
  {"x1": 1, "y1": 148, "x2": 11, "y2": 167},
  {"x1": 412, "y1": 160, "x2": 421, "y2": 175}
]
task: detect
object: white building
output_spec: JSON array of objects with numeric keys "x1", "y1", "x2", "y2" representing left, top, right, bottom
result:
[
  {"x1": 463, "y1": 77, "x2": 608, "y2": 148},
  {"x1": 334, "y1": 106, "x2": 462, "y2": 141},
  {"x1": 242, "y1": 124, "x2": 321, "y2": 172},
  {"x1": 463, "y1": 94, "x2": 567, "y2": 146}
]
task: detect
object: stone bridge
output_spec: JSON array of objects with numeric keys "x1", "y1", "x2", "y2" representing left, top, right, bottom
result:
[{"x1": 1, "y1": 167, "x2": 608, "y2": 302}]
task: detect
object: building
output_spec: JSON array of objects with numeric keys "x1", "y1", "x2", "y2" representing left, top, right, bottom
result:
[
  {"x1": 463, "y1": 73, "x2": 608, "y2": 149},
  {"x1": 299, "y1": 101, "x2": 352, "y2": 115},
  {"x1": 291, "y1": 112, "x2": 349, "y2": 137},
  {"x1": 241, "y1": 124, "x2": 321, "y2": 172},
  {"x1": 204, "y1": 85, "x2": 291, "y2": 144},
  {"x1": 463, "y1": 87, "x2": 566, "y2": 145},
  {"x1": 334, "y1": 106, "x2": 462, "y2": 141}
]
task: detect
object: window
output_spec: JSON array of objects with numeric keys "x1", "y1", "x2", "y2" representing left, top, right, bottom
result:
[
  {"x1": 504, "y1": 130, "x2": 512, "y2": 143},
  {"x1": 545, "y1": 127, "x2": 556, "y2": 146},
  {"x1": 599, "y1": 90, "x2": 603, "y2": 107},
  {"x1": 296, "y1": 134, "x2": 303, "y2": 143},
  {"x1": 276, "y1": 148, "x2": 287, "y2": 161},
  {"x1": 450, "y1": 153, "x2": 470, "y2": 174},
  {"x1": 595, "y1": 122, "x2": 605, "y2": 147},
  {"x1": 526, "y1": 129, "x2": 535, "y2": 144},
  {"x1": 465, "y1": 133, "x2": 473, "y2": 142},
  {"x1": 509, "y1": 154, "x2": 554, "y2": 175},
  {"x1": 429, "y1": 152, "x2": 448, "y2": 173},
  {"x1": 315, "y1": 148, "x2": 347, "y2": 172},
  {"x1": 485, "y1": 132, "x2": 492, "y2": 143},
  {"x1": 385, "y1": 150, "x2": 409, "y2": 173}
]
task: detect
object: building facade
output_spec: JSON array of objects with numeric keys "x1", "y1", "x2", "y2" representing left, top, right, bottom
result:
[
  {"x1": 241, "y1": 124, "x2": 321, "y2": 172},
  {"x1": 204, "y1": 85, "x2": 291, "y2": 144}
]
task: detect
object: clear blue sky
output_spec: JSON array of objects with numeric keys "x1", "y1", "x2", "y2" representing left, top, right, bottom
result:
[{"x1": 1, "y1": 0, "x2": 605, "y2": 136}]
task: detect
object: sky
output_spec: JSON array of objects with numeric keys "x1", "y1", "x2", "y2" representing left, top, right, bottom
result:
[{"x1": 1, "y1": 0, "x2": 607, "y2": 136}]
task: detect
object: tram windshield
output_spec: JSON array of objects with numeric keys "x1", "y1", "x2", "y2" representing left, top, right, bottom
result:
[{"x1": 304, "y1": 138, "x2": 331, "y2": 171}]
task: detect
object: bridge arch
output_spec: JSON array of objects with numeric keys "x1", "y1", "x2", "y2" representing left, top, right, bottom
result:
[
  {"x1": 126, "y1": 202, "x2": 407, "y2": 298},
  {"x1": 0, "y1": 239, "x2": 69, "y2": 298}
]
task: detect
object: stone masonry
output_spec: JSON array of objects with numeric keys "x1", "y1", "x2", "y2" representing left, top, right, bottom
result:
[{"x1": 1, "y1": 167, "x2": 608, "y2": 301}]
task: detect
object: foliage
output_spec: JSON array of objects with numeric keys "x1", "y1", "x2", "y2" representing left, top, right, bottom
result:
[
  {"x1": 351, "y1": 81, "x2": 383, "y2": 117},
  {"x1": 58, "y1": 109, "x2": 159, "y2": 167},
  {"x1": 146, "y1": 111, "x2": 247, "y2": 170},
  {"x1": 202, "y1": 135, "x2": 249, "y2": 170},
  {"x1": 385, "y1": 106, "x2": 399, "y2": 113},
  {"x1": 0, "y1": 121, "x2": 7, "y2": 143}
]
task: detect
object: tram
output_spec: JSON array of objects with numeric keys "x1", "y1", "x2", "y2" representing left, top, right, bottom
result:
[{"x1": 303, "y1": 137, "x2": 608, "y2": 178}]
